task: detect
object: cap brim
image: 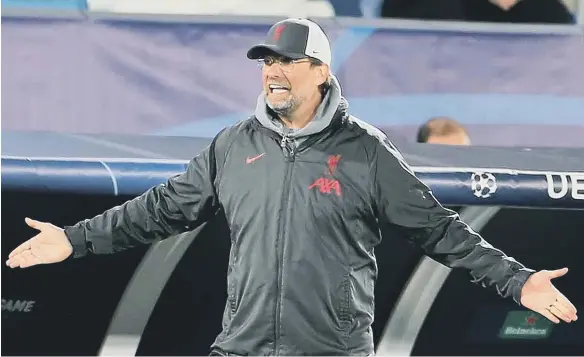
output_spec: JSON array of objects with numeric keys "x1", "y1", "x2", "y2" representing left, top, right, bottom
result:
[{"x1": 247, "y1": 44, "x2": 306, "y2": 61}]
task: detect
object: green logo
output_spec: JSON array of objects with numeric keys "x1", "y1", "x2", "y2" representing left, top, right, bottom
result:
[{"x1": 499, "y1": 311, "x2": 553, "y2": 339}]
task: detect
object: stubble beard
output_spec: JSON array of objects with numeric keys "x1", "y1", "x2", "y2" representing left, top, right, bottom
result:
[{"x1": 267, "y1": 95, "x2": 298, "y2": 118}]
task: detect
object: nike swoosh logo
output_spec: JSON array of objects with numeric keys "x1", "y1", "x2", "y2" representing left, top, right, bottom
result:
[{"x1": 246, "y1": 153, "x2": 265, "y2": 164}]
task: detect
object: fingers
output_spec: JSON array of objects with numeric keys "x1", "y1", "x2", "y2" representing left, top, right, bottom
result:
[
  {"x1": 7, "y1": 218, "x2": 50, "y2": 267},
  {"x1": 8, "y1": 238, "x2": 34, "y2": 259},
  {"x1": 7, "y1": 252, "x2": 27, "y2": 268},
  {"x1": 547, "y1": 267, "x2": 568, "y2": 279},
  {"x1": 539, "y1": 308, "x2": 560, "y2": 324},
  {"x1": 549, "y1": 304, "x2": 573, "y2": 323},
  {"x1": 556, "y1": 294, "x2": 578, "y2": 321},
  {"x1": 6, "y1": 250, "x2": 26, "y2": 268},
  {"x1": 25, "y1": 217, "x2": 45, "y2": 231},
  {"x1": 19, "y1": 250, "x2": 43, "y2": 268},
  {"x1": 6, "y1": 255, "x2": 21, "y2": 268},
  {"x1": 6, "y1": 247, "x2": 43, "y2": 269},
  {"x1": 6, "y1": 252, "x2": 41, "y2": 269}
]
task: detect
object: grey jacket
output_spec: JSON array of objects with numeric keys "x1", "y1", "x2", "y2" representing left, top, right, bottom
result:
[{"x1": 65, "y1": 76, "x2": 534, "y2": 356}]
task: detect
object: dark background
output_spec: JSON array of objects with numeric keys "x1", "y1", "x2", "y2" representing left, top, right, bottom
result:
[{"x1": 2, "y1": 191, "x2": 583, "y2": 356}]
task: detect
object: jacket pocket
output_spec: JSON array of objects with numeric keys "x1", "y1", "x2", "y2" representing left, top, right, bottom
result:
[
  {"x1": 227, "y1": 262, "x2": 238, "y2": 316},
  {"x1": 227, "y1": 250, "x2": 239, "y2": 317},
  {"x1": 217, "y1": 267, "x2": 238, "y2": 342},
  {"x1": 228, "y1": 279, "x2": 237, "y2": 314},
  {"x1": 337, "y1": 273, "x2": 354, "y2": 330}
]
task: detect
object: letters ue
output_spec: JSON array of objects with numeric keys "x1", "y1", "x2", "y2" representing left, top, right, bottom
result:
[{"x1": 546, "y1": 173, "x2": 584, "y2": 200}]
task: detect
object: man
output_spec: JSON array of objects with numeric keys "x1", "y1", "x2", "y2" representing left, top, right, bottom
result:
[
  {"x1": 416, "y1": 117, "x2": 471, "y2": 146},
  {"x1": 380, "y1": 0, "x2": 574, "y2": 23},
  {"x1": 7, "y1": 18, "x2": 577, "y2": 356}
]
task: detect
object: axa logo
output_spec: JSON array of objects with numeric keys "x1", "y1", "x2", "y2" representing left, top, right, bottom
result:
[
  {"x1": 309, "y1": 177, "x2": 341, "y2": 196},
  {"x1": 309, "y1": 155, "x2": 342, "y2": 196}
]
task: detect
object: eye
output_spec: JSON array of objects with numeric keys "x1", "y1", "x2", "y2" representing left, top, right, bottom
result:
[{"x1": 263, "y1": 57, "x2": 276, "y2": 66}]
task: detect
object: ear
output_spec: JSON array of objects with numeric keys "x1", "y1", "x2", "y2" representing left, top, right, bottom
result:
[{"x1": 315, "y1": 64, "x2": 330, "y2": 86}]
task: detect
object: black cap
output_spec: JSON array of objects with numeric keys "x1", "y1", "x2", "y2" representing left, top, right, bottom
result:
[{"x1": 247, "y1": 18, "x2": 332, "y2": 66}]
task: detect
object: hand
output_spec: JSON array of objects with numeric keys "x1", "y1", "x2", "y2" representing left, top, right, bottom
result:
[
  {"x1": 520, "y1": 268, "x2": 578, "y2": 323},
  {"x1": 6, "y1": 218, "x2": 73, "y2": 269}
]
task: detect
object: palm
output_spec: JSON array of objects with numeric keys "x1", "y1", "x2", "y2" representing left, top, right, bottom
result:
[
  {"x1": 520, "y1": 268, "x2": 578, "y2": 324},
  {"x1": 6, "y1": 218, "x2": 73, "y2": 269},
  {"x1": 28, "y1": 234, "x2": 71, "y2": 263}
]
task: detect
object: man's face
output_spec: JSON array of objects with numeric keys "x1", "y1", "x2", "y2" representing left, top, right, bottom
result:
[{"x1": 261, "y1": 55, "x2": 325, "y2": 116}]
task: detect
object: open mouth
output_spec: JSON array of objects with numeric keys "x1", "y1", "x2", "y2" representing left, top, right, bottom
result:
[{"x1": 269, "y1": 84, "x2": 290, "y2": 94}]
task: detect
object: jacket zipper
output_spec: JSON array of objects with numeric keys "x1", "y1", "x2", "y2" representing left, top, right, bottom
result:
[{"x1": 274, "y1": 134, "x2": 295, "y2": 355}]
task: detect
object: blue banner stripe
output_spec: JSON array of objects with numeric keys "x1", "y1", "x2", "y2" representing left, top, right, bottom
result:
[
  {"x1": 3, "y1": 158, "x2": 583, "y2": 209},
  {"x1": 330, "y1": 26, "x2": 376, "y2": 73}
]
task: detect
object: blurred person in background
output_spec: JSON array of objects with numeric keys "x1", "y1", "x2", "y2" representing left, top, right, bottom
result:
[
  {"x1": 417, "y1": 117, "x2": 471, "y2": 146},
  {"x1": 381, "y1": 0, "x2": 575, "y2": 23},
  {"x1": 7, "y1": 17, "x2": 577, "y2": 357}
]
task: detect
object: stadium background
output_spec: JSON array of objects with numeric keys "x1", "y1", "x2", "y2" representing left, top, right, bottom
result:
[{"x1": 2, "y1": 0, "x2": 584, "y2": 356}]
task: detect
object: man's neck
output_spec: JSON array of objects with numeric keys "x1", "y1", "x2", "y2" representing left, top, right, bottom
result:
[{"x1": 280, "y1": 93, "x2": 323, "y2": 129}]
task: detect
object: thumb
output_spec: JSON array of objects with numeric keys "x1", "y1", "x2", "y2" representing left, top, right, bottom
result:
[
  {"x1": 25, "y1": 217, "x2": 46, "y2": 231},
  {"x1": 547, "y1": 267, "x2": 569, "y2": 279}
]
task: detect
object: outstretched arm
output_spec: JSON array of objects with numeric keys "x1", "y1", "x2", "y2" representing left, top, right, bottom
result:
[
  {"x1": 7, "y1": 130, "x2": 230, "y2": 268},
  {"x1": 64, "y1": 135, "x2": 225, "y2": 258},
  {"x1": 370, "y1": 135, "x2": 577, "y2": 322}
]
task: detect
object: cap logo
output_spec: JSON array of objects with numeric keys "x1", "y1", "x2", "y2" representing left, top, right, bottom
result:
[{"x1": 274, "y1": 24, "x2": 286, "y2": 41}]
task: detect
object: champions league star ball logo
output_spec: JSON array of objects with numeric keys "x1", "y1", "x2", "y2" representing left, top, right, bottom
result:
[{"x1": 471, "y1": 172, "x2": 497, "y2": 198}]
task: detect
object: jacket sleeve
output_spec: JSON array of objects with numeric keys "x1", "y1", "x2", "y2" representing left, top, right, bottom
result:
[
  {"x1": 370, "y1": 137, "x2": 534, "y2": 305},
  {"x1": 63, "y1": 131, "x2": 227, "y2": 259}
]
